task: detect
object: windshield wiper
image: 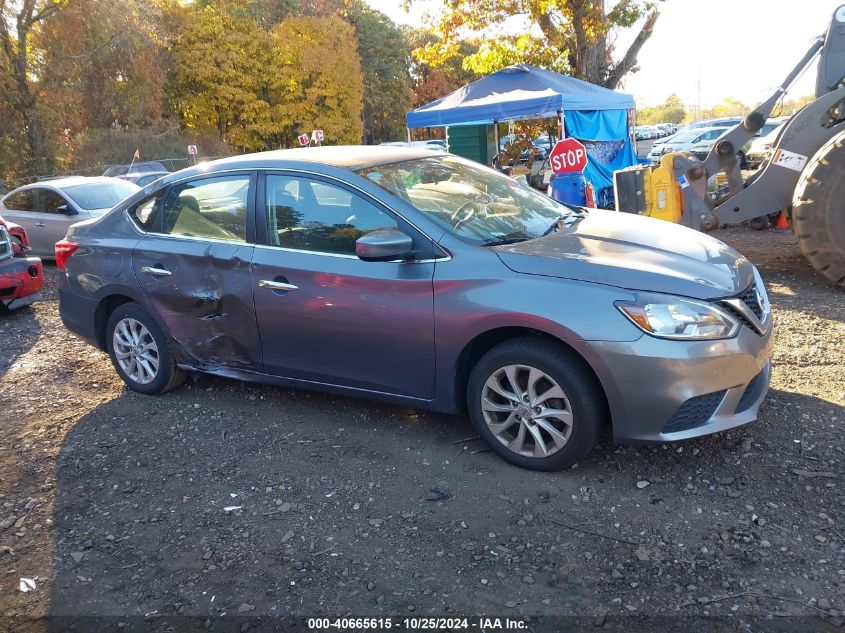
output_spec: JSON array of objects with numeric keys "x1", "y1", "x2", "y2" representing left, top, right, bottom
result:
[
  {"x1": 481, "y1": 236, "x2": 532, "y2": 247},
  {"x1": 541, "y1": 217, "x2": 565, "y2": 236}
]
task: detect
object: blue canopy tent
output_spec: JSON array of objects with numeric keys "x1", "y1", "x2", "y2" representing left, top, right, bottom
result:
[{"x1": 406, "y1": 64, "x2": 637, "y2": 206}]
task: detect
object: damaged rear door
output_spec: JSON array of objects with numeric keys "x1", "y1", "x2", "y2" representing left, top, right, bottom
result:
[{"x1": 132, "y1": 172, "x2": 261, "y2": 370}]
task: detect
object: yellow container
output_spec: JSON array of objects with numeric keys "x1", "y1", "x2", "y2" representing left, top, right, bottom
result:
[{"x1": 643, "y1": 154, "x2": 683, "y2": 223}]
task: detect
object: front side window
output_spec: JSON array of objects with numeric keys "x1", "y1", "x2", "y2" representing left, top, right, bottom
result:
[
  {"x1": 161, "y1": 175, "x2": 249, "y2": 242},
  {"x1": 40, "y1": 189, "x2": 69, "y2": 214},
  {"x1": 265, "y1": 175, "x2": 397, "y2": 254},
  {"x1": 4, "y1": 190, "x2": 34, "y2": 212},
  {"x1": 358, "y1": 155, "x2": 575, "y2": 245}
]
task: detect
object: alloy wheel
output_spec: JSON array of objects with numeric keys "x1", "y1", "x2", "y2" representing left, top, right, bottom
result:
[
  {"x1": 481, "y1": 364, "x2": 573, "y2": 458},
  {"x1": 112, "y1": 317, "x2": 160, "y2": 385}
]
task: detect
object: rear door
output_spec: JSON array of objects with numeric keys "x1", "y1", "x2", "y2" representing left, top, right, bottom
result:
[{"x1": 130, "y1": 172, "x2": 262, "y2": 370}]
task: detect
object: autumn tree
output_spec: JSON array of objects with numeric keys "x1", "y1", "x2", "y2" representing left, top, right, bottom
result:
[
  {"x1": 412, "y1": 0, "x2": 660, "y2": 89},
  {"x1": 346, "y1": 1, "x2": 414, "y2": 143},
  {"x1": 0, "y1": 0, "x2": 69, "y2": 175},
  {"x1": 637, "y1": 93, "x2": 686, "y2": 124},
  {"x1": 265, "y1": 15, "x2": 363, "y2": 147},
  {"x1": 170, "y1": 2, "x2": 273, "y2": 150}
]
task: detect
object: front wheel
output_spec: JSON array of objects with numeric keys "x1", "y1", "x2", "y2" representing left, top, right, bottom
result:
[
  {"x1": 467, "y1": 337, "x2": 605, "y2": 471},
  {"x1": 106, "y1": 303, "x2": 185, "y2": 394}
]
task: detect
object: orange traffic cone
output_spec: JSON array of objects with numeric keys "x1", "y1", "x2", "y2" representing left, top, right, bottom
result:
[{"x1": 775, "y1": 211, "x2": 790, "y2": 229}]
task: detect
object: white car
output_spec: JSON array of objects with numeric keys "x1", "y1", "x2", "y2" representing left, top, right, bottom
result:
[
  {"x1": 0, "y1": 177, "x2": 140, "y2": 257},
  {"x1": 647, "y1": 126, "x2": 730, "y2": 161}
]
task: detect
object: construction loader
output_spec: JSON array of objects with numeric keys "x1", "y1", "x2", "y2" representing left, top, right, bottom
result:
[{"x1": 614, "y1": 5, "x2": 845, "y2": 287}]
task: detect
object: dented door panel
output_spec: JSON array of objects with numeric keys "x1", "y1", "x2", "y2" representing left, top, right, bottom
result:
[{"x1": 132, "y1": 238, "x2": 261, "y2": 369}]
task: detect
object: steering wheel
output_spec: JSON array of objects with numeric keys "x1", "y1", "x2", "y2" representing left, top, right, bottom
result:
[{"x1": 451, "y1": 200, "x2": 482, "y2": 231}]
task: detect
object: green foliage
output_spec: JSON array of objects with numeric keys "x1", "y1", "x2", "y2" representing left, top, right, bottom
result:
[
  {"x1": 637, "y1": 94, "x2": 686, "y2": 124},
  {"x1": 410, "y1": 0, "x2": 661, "y2": 89},
  {"x1": 265, "y1": 15, "x2": 364, "y2": 146},
  {"x1": 170, "y1": 3, "x2": 273, "y2": 151},
  {"x1": 346, "y1": 1, "x2": 414, "y2": 143}
]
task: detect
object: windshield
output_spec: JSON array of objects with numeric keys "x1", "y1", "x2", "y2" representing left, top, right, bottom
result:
[
  {"x1": 63, "y1": 181, "x2": 140, "y2": 210},
  {"x1": 358, "y1": 155, "x2": 577, "y2": 245}
]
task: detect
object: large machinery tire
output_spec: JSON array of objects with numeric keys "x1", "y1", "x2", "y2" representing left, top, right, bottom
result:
[{"x1": 793, "y1": 130, "x2": 845, "y2": 287}]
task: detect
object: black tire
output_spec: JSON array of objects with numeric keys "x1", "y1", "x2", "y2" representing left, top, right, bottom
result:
[
  {"x1": 106, "y1": 302, "x2": 185, "y2": 395},
  {"x1": 466, "y1": 336, "x2": 605, "y2": 471},
  {"x1": 793, "y1": 129, "x2": 845, "y2": 287},
  {"x1": 749, "y1": 216, "x2": 769, "y2": 231}
]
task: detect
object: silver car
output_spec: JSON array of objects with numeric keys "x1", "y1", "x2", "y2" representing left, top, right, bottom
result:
[{"x1": 0, "y1": 177, "x2": 140, "y2": 257}]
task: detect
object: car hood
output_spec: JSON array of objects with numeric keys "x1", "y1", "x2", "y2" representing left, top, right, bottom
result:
[{"x1": 493, "y1": 209, "x2": 754, "y2": 299}]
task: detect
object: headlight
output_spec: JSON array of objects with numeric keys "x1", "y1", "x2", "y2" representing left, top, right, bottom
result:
[{"x1": 615, "y1": 295, "x2": 739, "y2": 340}]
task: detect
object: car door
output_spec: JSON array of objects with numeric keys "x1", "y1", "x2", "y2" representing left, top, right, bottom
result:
[
  {"x1": 37, "y1": 188, "x2": 81, "y2": 254},
  {"x1": 251, "y1": 171, "x2": 436, "y2": 399},
  {"x1": 130, "y1": 172, "x2": 262, "y2": 370}
]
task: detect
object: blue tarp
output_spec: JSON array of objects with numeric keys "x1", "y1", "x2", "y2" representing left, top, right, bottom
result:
[
  {"x1": 565, "y1": 110, "x2": 637, "y2": 205},
  {"x1": 406, "y1": 64, "x2": 634, "y2": 128},
  {"x1": 406, "y1": 63, "x2": 636, "y2": 208}
]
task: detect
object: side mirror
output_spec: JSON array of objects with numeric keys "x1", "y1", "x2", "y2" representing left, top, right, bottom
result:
[
  {"x1": 56, "y1": 204, "x2": 78, "y2": 216},
  {"x1": 356, "y1": 228, "x2": 413, "y2": 262}
]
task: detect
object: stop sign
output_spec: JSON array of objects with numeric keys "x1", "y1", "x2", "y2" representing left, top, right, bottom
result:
[{"x1": 549, "y1": 138, "x2": 588, "y2": 174}]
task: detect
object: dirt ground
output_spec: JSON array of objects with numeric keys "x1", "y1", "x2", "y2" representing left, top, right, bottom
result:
[{"x1": 0, "y1": 226, "x2": 843, "y2": 632}]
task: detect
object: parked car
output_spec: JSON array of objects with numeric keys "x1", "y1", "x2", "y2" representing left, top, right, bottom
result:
[
  {"x1": 653, "y1": 117, "x2": 743, "y2": 147},
  {"x1": 103, "y1": 161, "x2": 168, "y2": 177},
  {"x1": 746, "y1": 122, "x2": 786, "y2": 169},
  {"x1": 0, "y1": 218, "x2": 43, "y2": 312},
  {"x1": 0, "y1": 213, "x2": 31, "y2": 254},
  {"x1": 120, "y1": 171, "x2": 169, "y2": 187},
  {"x1": 57, "y1": 146, "x2": 772, "y2": 471},
  {"x1": 648, "y1": 126, "x2": 730, "y2": 161},
  {"x1": 0, "y1": 177, "x2": 140, "y2": 257},
  {"x1": 380, "y1": 141, "x2": 447, "y2": 152}
]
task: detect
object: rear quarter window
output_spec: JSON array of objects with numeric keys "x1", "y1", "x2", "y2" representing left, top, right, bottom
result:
[{"x1": 128, "y1": 195, "x2": 161, "y2": 232}]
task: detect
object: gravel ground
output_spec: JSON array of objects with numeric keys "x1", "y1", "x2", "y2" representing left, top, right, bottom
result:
[{"x1": 0, "y1": 227, "x2": 843, "y2": 632}]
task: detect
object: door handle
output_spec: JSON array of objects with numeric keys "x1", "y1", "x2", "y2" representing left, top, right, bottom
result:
[
  {"x1": 139, "y1": 266, "x2": 172, "y2": 277},
  {"x1": 259, "y1": 279, "x2": 298, "y2": 291}
]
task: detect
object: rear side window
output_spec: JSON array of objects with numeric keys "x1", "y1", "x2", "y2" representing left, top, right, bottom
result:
[
  {"x1": 4, "y1": 190, "x2": 34, "y2": 211},
  {"x1": 128, "y1": 195, "x2": 162, "y2": 232},
  {"x1": 161, "y1": 175, "x2": 249, "y2": 243}
]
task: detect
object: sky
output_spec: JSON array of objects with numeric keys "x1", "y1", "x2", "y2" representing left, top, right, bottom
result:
[{"x1": 369, "y1": 0, "x2": 843, "y2": 109}]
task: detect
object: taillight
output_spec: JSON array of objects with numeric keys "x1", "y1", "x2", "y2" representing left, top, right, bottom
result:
[{"x1": 55, "y1": 240, "x2": 79, "y2": 269}]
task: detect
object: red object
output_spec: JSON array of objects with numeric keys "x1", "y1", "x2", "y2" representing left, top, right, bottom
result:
[
  {"x1": 549, "y1": 138, "x2": 589, "y2": 174},
  {"x1": 298, "y1": 133, "x2": 310, "y2": 146},
  {"x1": 0, "y1": 256, "x2": 43, "y2": 311},
  {"x1": 0, "y1": 214, "x2": 30, "y2": 253},
  {"x1": 775, "y1": 211, "x2": 790, "y2": 229},
  {"x1": 585, "y1": 181, "x2": 596, "y2": 208},
  {"x1": 55, "y1": 239, "x2": 79, "y2": 270}
]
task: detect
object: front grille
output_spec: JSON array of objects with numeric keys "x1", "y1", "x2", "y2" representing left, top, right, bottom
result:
[
  {"x1": 738, "y1": 284, "x2": 764, "y2": 319},
  {"x1": 736, "y1": 369, "x2": 767, "y2": 413},
  {"x1": 662, "y1": 390, "x2": 727, "y2": 434}
]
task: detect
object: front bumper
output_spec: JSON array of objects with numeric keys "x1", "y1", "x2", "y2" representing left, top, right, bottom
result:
[
  {"x1": 0, "y1": 256, "x2": 43, "y2": 311},
  {"x1": 573, "y1": 323, "x2": 773, "y2": 443}
]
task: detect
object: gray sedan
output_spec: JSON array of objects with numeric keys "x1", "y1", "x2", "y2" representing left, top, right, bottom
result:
[
  {"x1": 0, "y1": 177, "x2": 140, "y2": 257},
  {"x1": 56, "y1": 146, "x2": 772, "y2": 471}
]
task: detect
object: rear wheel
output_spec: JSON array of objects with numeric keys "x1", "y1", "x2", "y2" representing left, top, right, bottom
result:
[
  {"x1": 793, "y1": 129, "x2": 845, "y2": 287},
  {"x1": 106, "y1": 303, "x2": 185, "y2": 394},
  {"x1": 467, "y1": 337, "x2": 605, "y2": 471}
]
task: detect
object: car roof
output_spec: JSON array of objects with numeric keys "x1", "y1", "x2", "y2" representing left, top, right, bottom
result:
[
  {"x1": 198, "y1": 146, "x2": 440, "y2": 173},
  {"x1": 20, "y1": 176, "x2": 127, "y2": 190}
]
